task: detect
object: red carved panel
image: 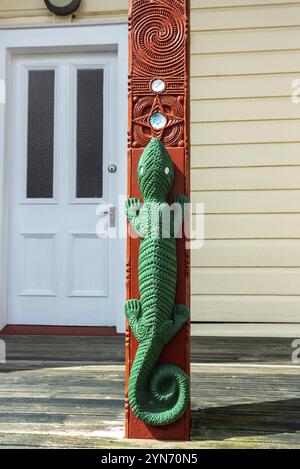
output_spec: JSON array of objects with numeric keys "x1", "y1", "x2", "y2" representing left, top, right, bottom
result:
[
  {"x1": 126, "y1": 0, "x2": 190, "y2": 440},
  {"x1": 130, "y1": 0, "x2": 186, "y2": 78}
]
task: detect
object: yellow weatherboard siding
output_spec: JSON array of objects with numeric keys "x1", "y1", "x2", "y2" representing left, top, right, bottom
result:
[
  {"x1": 0, "y1": 0, "x2": 128, "y2": 24},
  {"x1": 1, "y1": 0, "x2": 300, "y2": 335},
  {"x1": 190, "y1": 0, "x2": 300, "y2": 335}
]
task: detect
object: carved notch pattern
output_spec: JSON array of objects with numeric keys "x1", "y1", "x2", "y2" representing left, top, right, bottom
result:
[
  {"x1": 129, "y1": 0, "x2": 188, "y2": 148},
  {"x1": 133, "y1": 94, "x2": 184, "y2": 147}
]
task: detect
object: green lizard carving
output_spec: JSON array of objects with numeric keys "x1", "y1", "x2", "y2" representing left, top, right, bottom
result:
[{"x1": 125, "y1": 137, "x2": 190, "y2": 426}]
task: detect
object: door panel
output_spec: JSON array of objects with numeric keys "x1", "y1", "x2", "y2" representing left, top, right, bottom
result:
[
  {"x1": 20, "y1": 233, "x2": 56, "y2": 297},
  {"x1": 68, "y1": 233, "x2": 108, "y2": 297},
  {"x1": 8, "y1": 53, "x2": 120, "y2": 326}
]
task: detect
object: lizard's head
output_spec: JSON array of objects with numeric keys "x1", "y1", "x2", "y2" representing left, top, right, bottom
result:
[{"x1": 137, "y1": 138, "x2": 174, "y2": 201}]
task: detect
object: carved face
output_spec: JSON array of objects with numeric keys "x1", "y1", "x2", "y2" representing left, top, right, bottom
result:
[{"x1": 138, "y1": 138, "x2": 174, "y2": 201}]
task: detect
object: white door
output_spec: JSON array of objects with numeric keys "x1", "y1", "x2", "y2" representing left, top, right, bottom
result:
[{"x1": 7, "y1": 52, "x2": 124, "y2": 327}]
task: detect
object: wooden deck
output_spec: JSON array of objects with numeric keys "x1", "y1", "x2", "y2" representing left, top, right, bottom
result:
[{"x1": 0, "y1": 335, "x2": 299, "y2": 449}]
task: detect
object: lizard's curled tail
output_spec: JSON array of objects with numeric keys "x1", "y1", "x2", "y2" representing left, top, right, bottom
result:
[{"x1": 128, "y1": 339, "x2": 189, "y2": 426}]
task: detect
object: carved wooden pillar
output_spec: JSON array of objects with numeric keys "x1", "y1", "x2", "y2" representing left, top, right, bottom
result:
[{"x1": 126, "y1": 0, "x2": 190, "y2": 440}]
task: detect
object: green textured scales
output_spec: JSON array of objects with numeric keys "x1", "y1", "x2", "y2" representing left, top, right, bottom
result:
[{"x1": 125, "y1": 138, "x2": 190, "y2": 427}]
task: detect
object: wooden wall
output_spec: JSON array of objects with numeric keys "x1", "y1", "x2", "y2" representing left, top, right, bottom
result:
[
  {"x1": 2, "y1": 0, "x2": 300, "y2": 335},
  {"x1": 0, "y1": 0, "x2": 128, "y2": 24},
  {"x1": 190, "y1": 0, "x2": 300, "y2": 336}
]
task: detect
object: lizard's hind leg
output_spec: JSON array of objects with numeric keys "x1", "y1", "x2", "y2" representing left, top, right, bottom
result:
[
  {"x1": 171, "y1": 304, "x2": 190, "y2": 338},
  {"x1": 125, "y1": 299, "x2": 142, "y2": 341}
]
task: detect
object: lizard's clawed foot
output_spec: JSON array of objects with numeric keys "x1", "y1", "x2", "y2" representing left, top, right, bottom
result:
[
  {"x1": 125, "y1": 299, "x2": 141, "y2": 321},
  {"x1": 125, "y1": 299, "x2": 143, "y2": 340},
  {"x1": 125, "y1": 198, "x2": 141, "y2": 218},
  {"x1": 173, "y1": 194, "x2": 188, "y2": 206},
  {"x1": 172, "y1": 304, "x2": 190, "y2": 336}
]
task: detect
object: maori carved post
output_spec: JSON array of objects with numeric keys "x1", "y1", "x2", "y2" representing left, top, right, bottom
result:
[{"x1": 126, "y1": 0, "x2": 190, "y2": 440}]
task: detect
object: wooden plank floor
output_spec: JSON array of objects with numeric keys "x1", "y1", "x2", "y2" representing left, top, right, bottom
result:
[{"x1": 0, "y1": 335, "x2": 299, "y2": 448}]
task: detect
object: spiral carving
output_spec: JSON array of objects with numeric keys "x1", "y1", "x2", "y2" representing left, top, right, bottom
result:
[{"x1": 131, "y1": 0, "x2": 185, "y2": 77}]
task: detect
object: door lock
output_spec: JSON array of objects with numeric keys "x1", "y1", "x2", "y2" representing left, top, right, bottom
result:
[{"x1": 108, "y1": 164, "x2": 117, "y2": 173}]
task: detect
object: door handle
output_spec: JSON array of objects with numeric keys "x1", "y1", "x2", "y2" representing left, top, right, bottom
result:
[
  {"x1": 99, "y1": 206, "x2": 116, "y2": 228},
  {"x1": 109, "y1": 206, "x2": 116, "y2": 228}
]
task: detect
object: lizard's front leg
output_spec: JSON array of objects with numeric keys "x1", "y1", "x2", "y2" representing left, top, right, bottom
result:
[
  {"x1": 171, "y1": 194, "x2": 188, "y2": 238},
  {"x1": 125, "y1": 197, "x2": 144, "y2": 238}
]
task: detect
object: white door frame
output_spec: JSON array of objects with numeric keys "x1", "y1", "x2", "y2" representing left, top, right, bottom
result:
[{"x1": 0, "y1": 23, "x2": 128, "y2": 333}]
